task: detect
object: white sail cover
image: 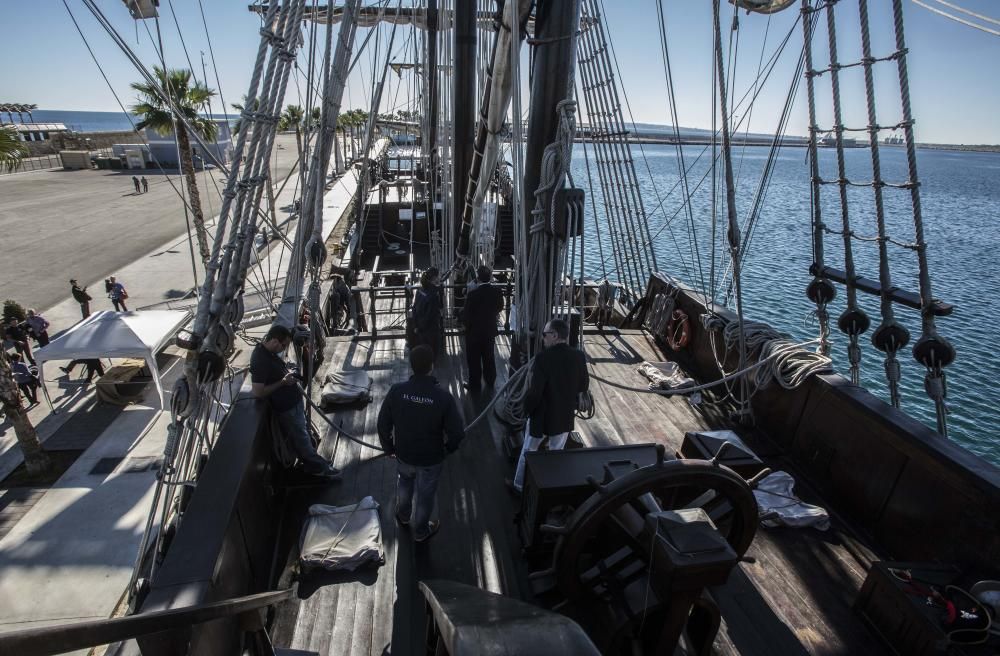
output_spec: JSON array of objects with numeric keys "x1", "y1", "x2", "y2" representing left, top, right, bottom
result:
[
  {"x1": 300, "y1": 497, "x2": 384, "y2": 572},
  {"x1": 34, "y1": 310, "x2": 192, "y2": 407}
]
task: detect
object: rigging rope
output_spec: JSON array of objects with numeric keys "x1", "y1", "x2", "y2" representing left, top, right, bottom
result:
[{"x1": 712, "y1": 0, "x2": 752, "y2": 422}]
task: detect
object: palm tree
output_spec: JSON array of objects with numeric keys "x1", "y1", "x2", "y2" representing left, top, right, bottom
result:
[
  {"x1": 230, "y1": 95, "x2": 258, "y2": 142},
  {"x1": 0, "y1": 125, "x2": 28, "y2": 173},
  {"x1": 278, "y1": 105, "x2": 306, "y2": 165},
  {"x1": 279, "y1": 105, "x2": 307, "y2": 194},
  {"x1": 132, "y1": 67, "x2": 218, "y2": 263},
  {"x1": 0, "y1": 352, "x2": 50, "y2": 475}
]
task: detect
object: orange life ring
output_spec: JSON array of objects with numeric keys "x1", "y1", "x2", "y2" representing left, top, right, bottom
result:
[{"x1": 665, "y1": 309, "x2": 691, "y2": 350}]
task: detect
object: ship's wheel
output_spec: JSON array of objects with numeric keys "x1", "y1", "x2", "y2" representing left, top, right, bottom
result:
[{"x1": 539, "y1": 452, "x2": 759, "y2": 654}]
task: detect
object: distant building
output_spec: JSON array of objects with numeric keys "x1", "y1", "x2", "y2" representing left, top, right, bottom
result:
[
  {"x1": 143, "y1": 119, "x2": 233, "y2": 169},
  {"x1": 10, "y1": 122, "x2": 69, "y2": 142},
  {"x1": 819, "y1": 135, "x2": 859, "y2": 148}
]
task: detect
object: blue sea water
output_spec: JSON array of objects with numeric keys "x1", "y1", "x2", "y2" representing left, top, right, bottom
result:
[
  {"x1": 15, "y1": 112, "x2": 997, "y2": 464},
  {"x1": 570, "y1": 143, "x2": 1000, "y2": 466},
  {"x1": 14, "y1": 109, "x2": 235, "y2": 133}
]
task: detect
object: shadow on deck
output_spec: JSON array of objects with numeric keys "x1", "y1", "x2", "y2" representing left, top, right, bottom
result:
[{"x1": 269, "y1": 329, "x2": 885, "y2": 655}]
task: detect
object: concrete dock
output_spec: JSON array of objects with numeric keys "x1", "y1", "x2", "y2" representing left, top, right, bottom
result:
[{"x1": 0, "y1": 135, "x2": 375, "y2": 649}]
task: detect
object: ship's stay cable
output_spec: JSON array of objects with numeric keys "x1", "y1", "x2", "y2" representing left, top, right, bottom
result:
[
  {"x1": 911, "y1": 0, "x2": 1000, "y2": 36},
  {"x1": 579, "y1": 125, "x2": 608, "y2": 279},
  {"x1": 124, "y1": 0, "x2": 307, "y2": 606},
  {"x1": 198, "y1": 0, "x2": 230, "y2": 132},
  {"x1": 712, "y1": 0, "x2": 751, "y2": 420},
  {"x1": 575, "y1": 6, "x2": 654, "y2": 301},
  {"x1": 586, "y1": 13, "x2": 803, "y2": 291},
  {"x1": 578, "y1": 0, "x2": 661, "y2": 299},
  {"x1": 595, "y1": 0, "x2": 660, "y2": 275},
  {"x1": 61, "y1": 0, "x2": 202, "y2": 292},
  {"x1": 656, "y1": 0, "x2": 707, "y2": 298},
  {"x1": 735, "y1": 13, "x2": 772, "y2": 192},
  {"x1": 151, "y1": 8, "x2": 206, "y2": 280},
  {"x1": 719, "y1": 20, "x2": 810, "y2": 306},
  {"x1": 80, "y1": 0, "x2": 232, "y2": 175},
  {"x1": 165, "y1": 0, "x2": 197, "y2": 84}
]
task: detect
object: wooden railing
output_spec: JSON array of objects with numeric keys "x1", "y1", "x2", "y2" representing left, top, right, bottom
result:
[{"x1": 0, "y1": 586, "x2": 296, "y2": 656}]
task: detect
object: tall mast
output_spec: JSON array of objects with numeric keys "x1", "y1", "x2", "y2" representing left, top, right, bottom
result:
[
  {"x1": 521, "y1": 0, "x2": 581, "y2": 253},
  {"x1": 452, "y1": 0, "x2": 477, "y2": 252}
]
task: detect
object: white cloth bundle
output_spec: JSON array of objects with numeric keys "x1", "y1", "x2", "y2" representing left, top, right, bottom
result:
[
  {"x1": 300, "y1": 496, "x2": 385, "y2": 571},
  {"x1": 754, "y1": 471, "x2": 830, "y2": 530},
  {"x1": 637, "y1": 361, "x2": 696, "y2": 391},
  {"x1": 320, "y1": 369, "x2": 372, "y2": 405}
]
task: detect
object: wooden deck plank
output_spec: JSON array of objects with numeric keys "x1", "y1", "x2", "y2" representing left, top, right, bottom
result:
[{"x1": 274, "y1": 329, "x2": 882, "y2": 655}]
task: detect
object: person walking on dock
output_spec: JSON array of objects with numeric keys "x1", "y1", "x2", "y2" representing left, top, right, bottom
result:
[
  {"x1": 61, "y1": 358, "x2": 106, "y2": 382},
  {"x1": 25, "y1": 309, "x2": 50, "y2": 348},
  {"x1": 131, "y1": 176, "x2": 141, "y2": 194},
  {"x1": 250, "y1": 324, "x2": 341, "y2": 481},
  {"x1": 140, "y1": 176, "x2": 148, "y2": 193},
  {"x1": 4, "y1": 318, "x2": 35, "y2": 366},
  {"x1": 70, "y1": 279, "x2": 92, "y2": 319},
  {"x1": 509, "y1": 318, "x2": 589, "y2": 494},
  {"x1": 461, "y1": 265, "x2": 503, "y2": 394},
  {"x1": 107, "y1": 276, "x2": 128, "y2": 312},
  {"x1": 378, "y1": 344, "x2": 465, "y2": 542}
]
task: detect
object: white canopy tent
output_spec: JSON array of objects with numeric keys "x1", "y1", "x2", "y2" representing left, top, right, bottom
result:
[{"x1": 34, "y1": 310, "x2": 192, "y2": 409}]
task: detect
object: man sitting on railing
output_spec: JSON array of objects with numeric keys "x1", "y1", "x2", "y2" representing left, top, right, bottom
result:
[{"x1": 251, "y1": 324, "x2": 341, "y2": 482}]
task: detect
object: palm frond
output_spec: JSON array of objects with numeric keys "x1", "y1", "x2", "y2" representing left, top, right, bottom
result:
[{"x1": 0, "y1": 125, "x2": 28, "y2": 173}]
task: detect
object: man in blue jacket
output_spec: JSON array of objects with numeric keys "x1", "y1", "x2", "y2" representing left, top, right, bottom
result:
[{"x1": 377, "y1": 344, "x2": 465, "y2": 542}]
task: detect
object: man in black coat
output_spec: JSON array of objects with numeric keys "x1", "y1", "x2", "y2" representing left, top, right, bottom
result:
[
  {"x1": 378, "y1": 344, "x2": 465, "y2": 542},
  {"x1": 412, "y1": 268, "x2": 443, "y2": 358},
  {"x1": 70, "y1": 279, "x2": 92, "y2": 319},
  {"x1": 509, "y1": 318, "x2": 589, "y2": 493},
  {"x1": 461, "y1": 265, "x2": 504, "y2": 393}
]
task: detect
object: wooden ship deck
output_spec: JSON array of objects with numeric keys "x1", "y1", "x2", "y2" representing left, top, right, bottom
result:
[{"x1": 269, "y1": 327, "x2": 886, "y2": 655}]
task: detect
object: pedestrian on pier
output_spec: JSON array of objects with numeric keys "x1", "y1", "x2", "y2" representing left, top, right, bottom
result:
[
  {"x1": 131, "y1": 176, "x2": 141, "y2": 194},
  {"x1": 378, "y1": 344, "x2": 465, "y2": 543},
  {"x1": 461, "y1": 265, "x2": 503, "y2": 394},
  {"x1": 25, "y1": 309, "x2": 50, "y2": 348},
  {"x1": 61, "y1": 358, "x2": 106, "y2": 382},
  {"x1": 107, "y1": 276, "x2": 128, "y2": 312},
  {"x1": 70, "y1": 279, "x2": 92, "y2": 319},
  {"x1": 140, "y1": 176, "x2": 148, "y2": 193},
  {"x1": 4, "y1": 318, "x2": 35, "y2": 365}
]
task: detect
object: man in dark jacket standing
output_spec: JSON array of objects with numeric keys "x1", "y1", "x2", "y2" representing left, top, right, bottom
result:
[
  {"x1": 378, "y1": 344, "x2": 465, "y2": 542},
  {"x1": 412, "y1": 268, "x2": 443, "y2": 358},
  {"x1": 461, "y1": 265, "x2": 504, "y2": 393},
  {"x1": 70, "y1": 279, "x2": 92, "y2": 319},
  {"x1": 510, "y1": 318, "x2": 589, "y2": 493}
]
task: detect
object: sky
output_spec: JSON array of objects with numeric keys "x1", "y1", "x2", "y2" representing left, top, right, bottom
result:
[{"x1": 1, "y1": 0, "x2": 997, "y2": 145}]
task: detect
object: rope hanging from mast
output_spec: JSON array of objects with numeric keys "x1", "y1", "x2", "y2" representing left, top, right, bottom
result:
[{"x1": 712, "y1": 0, "x2": 752, "y2": 422}]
